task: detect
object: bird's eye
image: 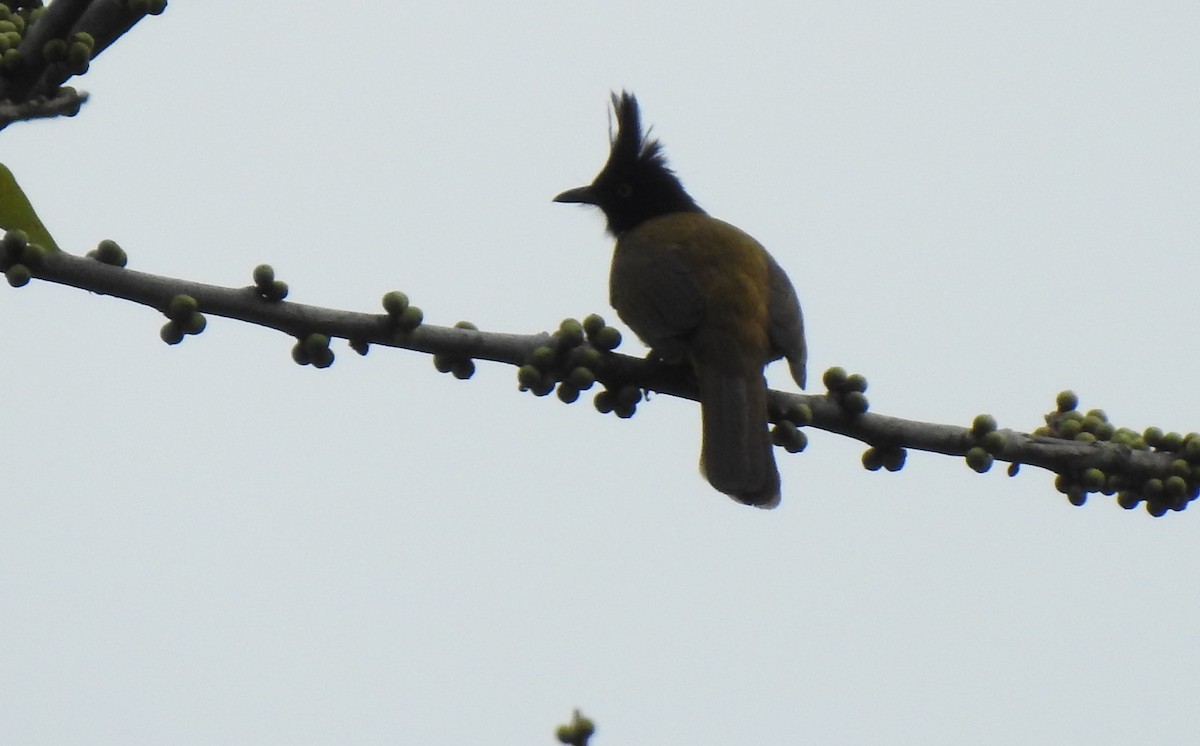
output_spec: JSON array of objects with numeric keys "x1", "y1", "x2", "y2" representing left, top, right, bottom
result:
[{"x1": 615, "y1": 183, "x2": 633, "y2": 198}]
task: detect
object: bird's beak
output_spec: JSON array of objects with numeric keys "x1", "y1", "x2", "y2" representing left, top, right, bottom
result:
[{"x1": 553, "y1": 185, "x2": 596, "y2": 204}]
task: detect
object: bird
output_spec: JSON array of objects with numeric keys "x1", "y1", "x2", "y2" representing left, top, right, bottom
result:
[{"x1": 554, "y1": 92, "x2": 806, "y2": 508}]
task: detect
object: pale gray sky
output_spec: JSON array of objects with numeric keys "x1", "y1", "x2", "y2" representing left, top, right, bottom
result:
[{"x1": 3, "y1": 3, "x2": 1199, "y2": 744}]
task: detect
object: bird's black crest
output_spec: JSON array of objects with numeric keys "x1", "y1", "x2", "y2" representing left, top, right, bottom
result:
[
  {"x1": 609, "y1": 92, "x2": 672, "y2": 177},
  {"x1": 556, "y1": 91, "x2": 703, "y2": 236}
]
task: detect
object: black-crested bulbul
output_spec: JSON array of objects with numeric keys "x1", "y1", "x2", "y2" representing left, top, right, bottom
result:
[{"x1": 554, "y1": 92, "x2": 806, "y2": 508}]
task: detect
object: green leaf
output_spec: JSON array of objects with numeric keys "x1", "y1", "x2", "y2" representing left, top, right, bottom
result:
[{"x1": 0, "y1": 163, "x2": 59, "y2": 251}]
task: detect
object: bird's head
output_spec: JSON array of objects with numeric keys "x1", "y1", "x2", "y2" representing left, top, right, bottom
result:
[{"x1": 554, "y1": 92, "x2": 703, "y2": 236}]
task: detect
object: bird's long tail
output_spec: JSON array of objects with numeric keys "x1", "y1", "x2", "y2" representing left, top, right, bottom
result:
[{"x1": 696, "y1": 365, "x2": 780, "y2": 508}]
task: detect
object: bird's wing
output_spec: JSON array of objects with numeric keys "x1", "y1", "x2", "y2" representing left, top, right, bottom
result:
[
  {"x1": 610, "y1": 234, "x2": 706, "y2": 359},
  {"x1": 766, "y1": 253, "x2": 806, "y2": 388}
]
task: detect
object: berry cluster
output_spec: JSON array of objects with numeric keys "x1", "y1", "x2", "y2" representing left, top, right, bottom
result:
[
  {"x1": 0, "y1": 228, "x2": 46, "y2": 285},
  {"x1": 518, "y1": 314, "x2": 616, "y2": 409},
  {"x1": 1034, "y1": 391, "x2": 1196, "y2": 516}
]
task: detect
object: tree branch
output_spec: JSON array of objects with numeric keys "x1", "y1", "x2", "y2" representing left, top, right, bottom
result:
[
  {"x1": 6, "y1": 241, "x2": 1194, "y2": 518},
  {"x1": 0, "y1": 83, "x2": 84, "y2": 126},
  {"x1": 0, "y1": 0, "x2": 165, "y2": 131}
]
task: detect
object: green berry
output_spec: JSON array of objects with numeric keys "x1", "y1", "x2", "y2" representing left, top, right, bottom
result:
[
  {"x1": 1079, "y1": 468, "x2": 1105, "y2": 491},
  {"x1": 1161, "y1": 431, "x2": 1184, "y2": 452},
  {"x1": 822, "y1": 366, "x2": 848, "y2": 392},
  {"x1": 263, "y1": 279, "x2": 288, "y2": 301},
  {"x1": 1184, "y1": 437, "x2": 1200, "y2": 462},
  {"x1": 1143, "y1": 426, "x2": 1164, "y2": 448},
  {"x1": 1143, "y1": 478, "x2": 1164, "y2": 499},
  {"x1": 182, "y1": 313, "x2": 206, "y2": 335},
  {"x1": 558, "y1": 318, "x2": 585, "y2": 347},
  {"x1": 861, "y1": 447, "x2": 883, "y2": 471},
  {"x1": 784, "y1": 428, "x2": 808, "y2": 454},
  {"x1": 572, "y1": 346, "x2": 603, "y2": 371},
  {"x1": 395, "y1": 305, "x2": 423, "y2": 331},
  {"x1": 980, "y1": 430, "x2": 1006, "y2": 454},
  {"x1": 90, "y1": 239, "x2": 128, "y2": 267},
  {"x1": 148, "y1": 0, "x2": 168, "y2": 15},
  {"x1": 1116, "y1": 492, "x2": 1141, "y2": 510},
  {"x1": 615, "y1": 385, "x2": 642, "y2": 408},
  {"x1": 1074, "y1": 431, "x2": 1096, "y2": 443},
  {"x1": 302, "y1": 333, "x2": 330, "y2": 355},
  {"x1": 349, "y1": 339, "x2": 369, "y2": 355},
  {"x1": 291, "y1": 341, "x2": 311, "y2": 365},
  {"x1": 451, "y1": 359, "x2": 474, "y2": 380},
  {"x1": 1165, "y1": 475, "x2": 1188, "y2": 499},
  {"x1": 593, "y1": 389, "x2": 615, "y2": 414},
  {"x1": 787, "y1": 402, "x2": 812, "y2": 426},
  {"x1": 5, "y1": 263, "x2": 30, "y2": 286},
  {"x1": 311, "y1": 347, "x2": 335, "y2": 369},
  {"x1": 1056, "y1": 390, "x2": 1078, "y2": 412},
  {"x1": 567, "y1": 366, "x2": 595, "y2": 390},
  {"x1": 2, "y1": 228, "x2": 28, "y2": 254},
  {"x1": 159, "y1": 320, "x2": 183, "y2": 345},
  {"x1": 1170, "y1": 459, "x2": 1191, "y2": 478},
  {"x1": 72, "y1": 32, "x2": 95, "y2": 50},
  {"x1": 971, "y1": 413, "x2": 997, "y2": 437},
  {"x1": 252, "y1": 263, "x2": 274, "y2": 287},
  {"x1": 1066, "y1": 486, "x2": 1087, "y2": 507},
  {"x1": 882, "y1": 448, "x2": 906, "y2": 472},
  {"x1": 1110, "y1": 428, "x2": 1136, "y2": 446},
  {"x1": 66, "y1": 41, "x2": 89, "y2": 72},
  {"x1": 592, "y1": 325, "x2": 621, "y2": 351},
  {"x1": 844, "y1": 373, "x2": 868, "y2": 393},
  {"x1": 1007, "y1": 462, "x2": 1020, "y2": 477},
  {"x1": 432, "y1": 353, "x2": 454, "y2": 373},
  {"x1": 166, "y1": 294, "x2": 198, "y2": 321},
  {"x1": 556, "y1": 383, "x2": 580, "y2": 404},
  {"x1": 381, "y1": 290, "x2": 409, "y2": 316},
  {"x1": 529, "y1": 346, "x2": 556, "y2": 371},
  {"x1": 582, "y1": 313, "x2": 606, "y2": 337},
  {"x1": 841, "y1": 391, "x2": 868, "y2": 414},
  {"x1": 965, "y1": 446, "x2": 992, "y2": 473},
  {"x1": 770, "y1": 420, "x2": 797, "y2": 447},
  {"x1": 1057, "y1": 419, "x2": 1081, "y2": 439},
  {"x1": 453, "y1": 320, "x2": 478, "y2": 331},
  {"x1": 517, "y1": 364, "x2": 542, "y2": 390},
  {"x1": 573, "y1": 716, "x2": 595, "y2": 738}
]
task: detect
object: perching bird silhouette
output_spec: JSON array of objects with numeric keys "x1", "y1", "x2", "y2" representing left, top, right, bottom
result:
[{"x1": 555, "y1": 92, "x2": 806, "y2": 507}]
